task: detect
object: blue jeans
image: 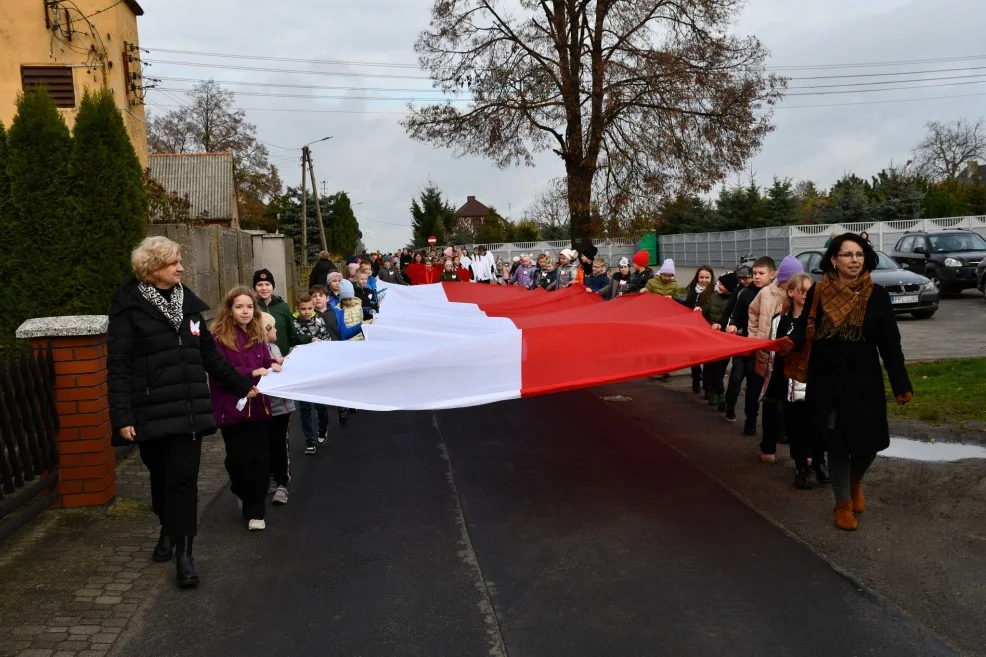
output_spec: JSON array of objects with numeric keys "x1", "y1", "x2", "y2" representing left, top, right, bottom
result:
[{"x1": 299, "y1": 402, "x2": 328, "y2": 445}]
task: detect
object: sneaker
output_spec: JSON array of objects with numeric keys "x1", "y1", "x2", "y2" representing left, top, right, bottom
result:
[
  {"x1": 316, "y1": 428, "x2": 328, "y2": 446},
  {"x1": 248, "y1": 518, "x2": 266, "y2": 531},
  {"x1": 272, "y1": 486, "x2": 289, "y2": 506},
  {"x1": 794, "y1": 469, "x2": 813, "y2": 490},
  {"x1": 338, "y1": 409, "x2": 349, "y2": 427},
  {"x1": 268, "y1": 478, "x2": 277, "y2": 494},
  {"x1": 760, "y1": 453, "x2": 776, "y2": 464},
  {"x1": 707, "y1": 393, "x2": 718, "y2": 407},
  {"x1": 304, "y1": 445, "x2": 317, "y2": 456},
  {"x1": 725, "y1": 408, "x2": 737, "y2": 422}
]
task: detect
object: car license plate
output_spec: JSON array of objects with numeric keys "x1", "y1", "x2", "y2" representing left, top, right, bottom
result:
[{"x1": 892, "y1": 295, "x2": 919, "y2": 304}]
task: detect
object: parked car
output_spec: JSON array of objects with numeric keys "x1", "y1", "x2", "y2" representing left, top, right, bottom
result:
[
  {"x1": 796, "y1": 249, "x2": 939, "y2": 319},
  {"x1": 888, "y1": 229, "x2": 986, "y2": 296},
  {"x1": 977, "y1": 257, "x2": 986, "y2": 303}
]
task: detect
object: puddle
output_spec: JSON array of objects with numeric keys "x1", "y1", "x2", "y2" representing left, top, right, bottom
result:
[{"x1": 881, "y1": 437, "x2": 986, "y2": 462}]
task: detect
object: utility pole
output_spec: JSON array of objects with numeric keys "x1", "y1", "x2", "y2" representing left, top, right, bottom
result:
[
  {"x1": 307, "y1": 152, "x2": 329, "y2": 253},
  {"x1": 300, "y1": 148, "x2": 308, "y2": 268}
]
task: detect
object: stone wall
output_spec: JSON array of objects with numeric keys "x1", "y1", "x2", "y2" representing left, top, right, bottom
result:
[{"x1": 147, "y1": 225, "x2": 295, "y2": 316}]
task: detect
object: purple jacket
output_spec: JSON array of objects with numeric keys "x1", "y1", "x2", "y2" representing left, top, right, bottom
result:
[
  {"x1": 209, "y1": 327, "x2": 276, "y2": 428},
  {"x1": 508, "y1": 264, "x2": 537, "y2": 288}
]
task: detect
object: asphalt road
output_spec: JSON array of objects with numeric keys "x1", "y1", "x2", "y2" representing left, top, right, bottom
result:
[{"x1": 111, "y1": 393, "x2": 957, "y2": 657}]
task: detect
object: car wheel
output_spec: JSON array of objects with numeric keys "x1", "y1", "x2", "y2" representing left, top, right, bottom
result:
[
  {"x1": 928, "y1": 271, "x2": 949, "y2": 297},
  {"x1": 911, "y1": 310, "x2": 936, "y2": 319}
]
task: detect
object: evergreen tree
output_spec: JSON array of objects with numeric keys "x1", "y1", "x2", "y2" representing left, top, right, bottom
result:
[
  {"x1": 763, "y1": 177, "x2": 798, "y2": 226},
  {"x1": 0, "y1": 121, "x2": 9, "y2": 221},
  {"x1": 326, "y1": 192, "x2": 360, "y2": 256},
  {"x1": 822, "y1": 174, "x2": 871, "y2": 224},
  {"x1": 656, "y1": 194, "x2": 717, "y2": 234},
  {"x1": 866, "y1": 167, "x2": 923, "y2": 223},
  {"x1": 475, "y1": 208, "x2": 508, "y2": 244},
  {"x1": 69, "y1": 89, "x2": 147, "y2": 314},
  {"x1": 2, "y1": 90, "x2": 74, "y2": 342},
  {"x1": 410, "y1": 184, "x2": 455, "y2": 246},
  {"x1": 715, "y1": 183, "x2": 763, "y2": 230}
]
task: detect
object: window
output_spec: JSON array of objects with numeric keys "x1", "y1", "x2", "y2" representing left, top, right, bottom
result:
[
  {"x1": 897, "y1": 236, "x2": 913, "y2": 252},
  {"x1": 928, "y1": 232, "x2": 986, "y2": 253},
  {"x1": 796, "y1": 253, "x2": 812, "y2": 270},
  {"x1": 808, "y1": 253, "x2": 822, "y2": 273},
  {"x1": 20, "y1": 66, "x2": 75, "y2": 108}
]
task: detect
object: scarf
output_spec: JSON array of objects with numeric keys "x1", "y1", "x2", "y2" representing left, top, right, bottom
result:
[
  {"x1": 138, "y1": 282, "x2": 185, "y2": 332},
  {"x1": 814, "y1": 270, "x2": 874, "y2": 342}
]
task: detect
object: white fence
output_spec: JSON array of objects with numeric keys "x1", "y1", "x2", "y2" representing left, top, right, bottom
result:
[
  {"x1": 464, "y1": 238, "x2": 640, "y2": 265},
  {"x1": 658, "y1": 216, "x2": 986, "y2": 268}
]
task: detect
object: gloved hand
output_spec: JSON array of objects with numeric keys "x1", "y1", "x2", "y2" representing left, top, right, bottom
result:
[{"x1": 895, "y1": 391, "x2": 913, "y2": 405}]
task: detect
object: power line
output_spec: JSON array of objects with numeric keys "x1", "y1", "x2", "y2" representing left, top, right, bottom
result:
[
  {"x1": 144, "y1": 59, "x2": 431, "y2": 80},
  {"x1": 149, "y1": 102, "x2": 405, "y2": 115},
  {"x1": 777, "y1": 90, "x2": 986, "y2": 109},
  {"x1": 789, "y1": 72, "x2": 986, "y2": 89},
  {"x1": 146, "y1": 47, "x2": 423, "y2": 69},
  {"x1": 156, "y1": 86, "x2": 468, "y2": 102},
  {"x1": 155, "y1": 75, "x2": 450, "y2": 94},
  {"x1": 785, "y1": 79, "x2": 986, "y2": 97},
  {"x1": 768, "y1": 54, "x2": 986, "y2": 71},
  {"x1": 789, "y1": 65, "x2": 986, "y2": 81}
]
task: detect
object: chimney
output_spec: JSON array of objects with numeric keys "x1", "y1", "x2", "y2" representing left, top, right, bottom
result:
[{"x1": 467, "y1": 195, "x2": 475, "y2": 201}]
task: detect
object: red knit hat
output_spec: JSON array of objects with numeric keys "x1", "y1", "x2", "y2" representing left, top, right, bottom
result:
[{"x1": 632, "y1": 250, "x2": 649, "y2": 267}]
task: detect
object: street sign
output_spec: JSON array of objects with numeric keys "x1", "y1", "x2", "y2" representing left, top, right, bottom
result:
[{"x1": 427, "y1": 236, "x2": 437, "y2": 245}]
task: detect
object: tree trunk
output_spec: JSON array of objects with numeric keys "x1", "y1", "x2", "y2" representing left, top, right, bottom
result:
[{"x1": 566, "y1": 164, "x2": 594, "y2": 244}]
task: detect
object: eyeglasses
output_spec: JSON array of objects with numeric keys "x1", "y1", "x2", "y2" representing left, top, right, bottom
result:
[{"x1": 837, "y1": 252, "x2": 865, "y2": 260}]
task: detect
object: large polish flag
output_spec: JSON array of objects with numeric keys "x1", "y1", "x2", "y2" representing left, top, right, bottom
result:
[{"x1": 257, "y1": 282, "x2": 778, "y2": 411}]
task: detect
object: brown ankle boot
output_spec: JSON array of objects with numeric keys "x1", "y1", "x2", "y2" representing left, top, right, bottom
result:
[
  {"x1": 834, "y1": 501, "x2": 858, "y2": 531},
  {"x1": 850, "y1": 481, "x2": 865, "y2": 515}
]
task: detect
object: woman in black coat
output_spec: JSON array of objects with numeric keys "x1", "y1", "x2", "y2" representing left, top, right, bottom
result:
[
  {"x1": 786, "y1": 234, "x2": 912, "y2": 532},
  {"x1": 108, "y1": 236, "x2": 256, "y2": 588},
  {"x1": 308, "y1": 251, "x2": 338, "y2": 289}
]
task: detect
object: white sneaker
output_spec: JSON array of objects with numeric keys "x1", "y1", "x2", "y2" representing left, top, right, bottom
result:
[
  {"x1": 248, "y1": 518, "x2": 266, "y2": 531},
  {"x1": 272, "y1": 486, "x2": 288, "y2": 506}
]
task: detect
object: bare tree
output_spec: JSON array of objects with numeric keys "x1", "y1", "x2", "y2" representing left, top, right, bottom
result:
[
  {"x1": 148, "y1": 80, "x2": 282, "y2": 226},
  {"x1": 523, "y1": 178, "x2": 570, "y2": 239},
  {"x1": 404, "y1": 0, "x2": 786, "y2": 242},
  {"x1": 913, "y1": 118, "x2": 986, "y2": 181}
]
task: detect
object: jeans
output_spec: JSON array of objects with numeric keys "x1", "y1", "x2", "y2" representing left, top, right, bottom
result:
[
  {"x1": 725, "y1": 355, "x2": 760, "y2": 424},
  {"x1": 299, "y1": 402, "x2": 328, "y2": 445}
]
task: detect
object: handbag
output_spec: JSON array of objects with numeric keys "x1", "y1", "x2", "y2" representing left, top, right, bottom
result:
[{"x1": 783, "y1": 285, "x2": 822, "y2": 384}]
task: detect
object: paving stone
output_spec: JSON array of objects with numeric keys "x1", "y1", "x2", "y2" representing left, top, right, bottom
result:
[
  {"x1": 71, "y1": 590, "x2": 101, "y2": 598},
  {"x1": 91, "y1": 596, "x2": 123, "y2": 605},
  {"x1": 90, "y1": 634, "x2": 117, "y2": 644},
  {"x1": 103, "y1": 583, "x2": 132, "y2": 592},
  {"x1": 10, "y1": 626, "x2": 46, "y2": 635},
  {"x1": 48, "y1": 618, "x2": 81, "y2": 627},
  {"x1": 53, "y1": 651, "x2": 78, "y2": 657},
  {"x1": 78, "y1": 650, "x2": 108, "y2": 657},
  {"x1": 17, "y1": 649, "x2": 54, "y2": 657},
  {"x1": 55, "y1": 639, "x2": 90, "y2": 650},
  {"x1": 67, "y1": 626, "x2": 101, "y2": 636},
  {"x1": 100, "y1": 619, "x2": 128, "y2": 628}
]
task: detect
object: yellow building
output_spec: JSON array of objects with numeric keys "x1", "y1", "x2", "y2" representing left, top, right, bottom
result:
[{"x1": 0, "y1": 0, "x2": 148, "y2": 165}]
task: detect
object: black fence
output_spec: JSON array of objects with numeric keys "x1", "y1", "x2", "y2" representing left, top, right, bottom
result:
[{"x1": 0, "y1": 344, "x2": 60, "y2": 541}]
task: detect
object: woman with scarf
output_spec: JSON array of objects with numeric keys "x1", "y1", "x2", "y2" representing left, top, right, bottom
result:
[
  {"x1": 783, "y1": 233, "x2": 912, "y2": 532},
  {"x1": 108, "y1": 237, "x2": 257, "y2": 588},
  {"x1": 683, "y1": 266, "x2": 715, "y2": 394}
]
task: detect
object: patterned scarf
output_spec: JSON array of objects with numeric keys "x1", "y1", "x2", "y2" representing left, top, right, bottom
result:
[
  {"x1": 814, "y1": 270, "x2": 874, "y2": 342},
  {"x1": 138, "y1": 282, "x2": 185, "y2": 332}
]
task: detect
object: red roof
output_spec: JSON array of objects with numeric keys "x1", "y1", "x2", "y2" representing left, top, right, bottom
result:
[{"x1": 456, "y1": 195, "x2": 490, "y2": 218}]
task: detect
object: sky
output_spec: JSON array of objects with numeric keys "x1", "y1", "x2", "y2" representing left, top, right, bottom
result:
[{"x1": 139, "y1": 0, "x2": 986, "y2": 250}]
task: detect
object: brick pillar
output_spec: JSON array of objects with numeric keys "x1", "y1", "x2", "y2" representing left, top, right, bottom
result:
[{"x1": 17, "y1": 316, "x2": 116, "y2": 508}]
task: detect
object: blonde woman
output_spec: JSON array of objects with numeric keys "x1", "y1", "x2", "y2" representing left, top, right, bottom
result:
[{"x1": 108, "y1": 237, "x2": 256, "y2": 589}]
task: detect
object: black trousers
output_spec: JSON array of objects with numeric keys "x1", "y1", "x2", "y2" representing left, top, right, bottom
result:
[
  {"x1": 784, "y1": 400, "x2": 826, "y2": 470},
  {"x1": 138, "y1": 435, "x2": 202, "y2": 537},
  {"x1": 703, "y1": 359, "x2": 728, "y2": 396},
  {"x1": 725, "y1": 355, "x2": 760, "y2": 423},
  {"x1": 222, "y1": 422, "x2": 270, "y2": 521},
  {"x1": 690, "y1": 365, "x2": 703, "y2": 388},
  {"x1": 268, "y1": 414, "x2": 292, "y2": 487}
]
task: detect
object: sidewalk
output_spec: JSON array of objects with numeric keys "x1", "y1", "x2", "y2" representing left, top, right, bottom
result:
[{"x1": 0, "y1": 437, "x2": 230, "y2": 657}]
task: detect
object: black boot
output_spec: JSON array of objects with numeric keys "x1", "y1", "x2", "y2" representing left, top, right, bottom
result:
[
  {"x1": 338, "y1": 408, "x2": 349, "y2": 427},
  {"x1": 794, "y1": 468, "x2": 813, "y2": 490},
  {"x1": 813, "y1": 461, "x2": 831, "y2": 485},
  {"x1": 152, "y1": 528, "x2": 173, "y2": 563},
  {"x1": 174, "y1": 536, "x2": 199, "y2": 588}
]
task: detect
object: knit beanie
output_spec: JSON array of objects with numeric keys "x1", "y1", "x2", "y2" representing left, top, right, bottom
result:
[
  {"x1": 775, "y1": 255, "x2": 804, "y2": 284},
  {"x1": 340, "y1": 279, "x2": 355, "y2": 299},
  {"x1": 618, "y1": 257, "x2": 630, "y2": 267},
  {"x1": 253, "y1": 268, "x2": 275, "y2": 289},
  {"x1": 632, "y1": 250, "x2": 649, "y2": 267},
  {"x1": 347, "y1": 263, "x2": 359, "y2": 277},
  {"x1": 327, "y1": 271, "x2": 343, "y2": 283},
  {"x1": 719, "y1": 272, "x2": 738, "y2": 294},
  {"x1": 657, "y1": 259, "x2": 675, "y2": 276},
  {"x1": 735, "y1": 264, "x2": 753, "y2": 279},
  {"x1": 383, "y1": 255, "x2": 393, "y2": 263},
  {"x1": 346, "y1": 256, "x2": 359, "y2": 265}
]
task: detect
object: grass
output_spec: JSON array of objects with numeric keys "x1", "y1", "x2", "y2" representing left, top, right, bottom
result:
[{"x1": 886, "y1": 358, "x2": 986, "y2": 426}]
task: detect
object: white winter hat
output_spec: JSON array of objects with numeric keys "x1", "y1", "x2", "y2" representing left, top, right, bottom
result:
[
  {"x1": 657, "y1": 258, "x2": 675, "y2": 276},
  {"x1": 559, "y1": 249, "x2": 577, "y2": 261}
]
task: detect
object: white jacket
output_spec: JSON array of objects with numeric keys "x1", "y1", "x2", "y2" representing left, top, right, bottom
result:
[
  {"x1": 760, "y1": 313, "x2": 806, "y2": 404},
  {"x1": 470, "y1": 253, "x2": 497, "y2": 281}
]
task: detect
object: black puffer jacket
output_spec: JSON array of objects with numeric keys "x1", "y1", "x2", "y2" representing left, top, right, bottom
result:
[{"x1": 107, "y1": 278, "x2": 253, "y2": 443}]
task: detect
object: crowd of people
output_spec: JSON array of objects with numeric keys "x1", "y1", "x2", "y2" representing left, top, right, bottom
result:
[{"x1": 107, "y1": 231, "x2": 911, "y2": 590}]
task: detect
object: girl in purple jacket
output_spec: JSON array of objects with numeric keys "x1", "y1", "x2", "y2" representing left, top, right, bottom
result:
[{"x1": 210, "y1": 286, "x2": 280, "y2": 531}]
